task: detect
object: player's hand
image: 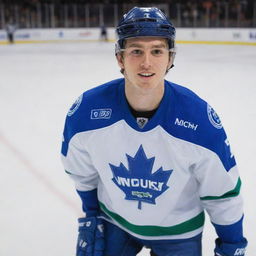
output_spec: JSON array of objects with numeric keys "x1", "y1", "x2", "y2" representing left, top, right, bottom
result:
[
  {"x1": 214, "y1": 238, "x2": 247, "y2": 256},
  {"x1": 76, "y1": 216, "x2": 104, "y2": 256}
]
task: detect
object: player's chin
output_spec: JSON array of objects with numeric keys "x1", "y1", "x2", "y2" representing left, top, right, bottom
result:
[
  {"x1": 136, "y1": 80, "x2": 160, "y2": 91},
  {"x1": 137, "y1": 74, "x2": 156, "y2": 84}
]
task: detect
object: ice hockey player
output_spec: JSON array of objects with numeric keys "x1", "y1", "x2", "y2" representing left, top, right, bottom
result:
[
  {"x1": 5, "y1": 20, "x2": 16, "y2": 44},
  {"x1": 100, "y1": 24, "x2": 108, "y2": 42},
  {"x1": 61, "y1": 6, "x2": 248, "y2": 256}
]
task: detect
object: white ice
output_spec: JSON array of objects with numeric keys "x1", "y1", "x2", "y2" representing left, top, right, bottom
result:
[{"x1": 0, "y1": 41, "x2": 255, "y2": 256}]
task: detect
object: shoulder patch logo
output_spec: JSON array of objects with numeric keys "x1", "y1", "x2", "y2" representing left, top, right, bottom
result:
[
  {"x1": 207, "y1": 104, "x2": 222, "y2": 129},
  {"x1": 67, "y1": 95, "x2": 83, "y2": 116},
  {"x1": 91, "y1": 109, "x2": 112, "y2": 119},
  {"x1": 110, "y1": 145, "x2": 173, "y2": 210}
]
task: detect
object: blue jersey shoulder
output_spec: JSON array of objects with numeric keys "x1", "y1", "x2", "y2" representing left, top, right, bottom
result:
[
  {"x1": 165, "y1": 81, "x2": 236, "y2": 171},
  {"x1": 61, "y1": 78, "x2": 124, "y2": 156}
]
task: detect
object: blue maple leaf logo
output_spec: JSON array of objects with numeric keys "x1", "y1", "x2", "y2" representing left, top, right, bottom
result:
[{"x1": 110, "y1": 145, "x2": 173, "y2": 209}]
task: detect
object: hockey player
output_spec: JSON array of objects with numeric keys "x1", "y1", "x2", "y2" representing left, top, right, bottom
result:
[
  {"x1": 5, "y1": 21, "x2": 16, "y2": 44},
  {"x1": 100, "y1": 24, "x2": 108, "y2": 42},
  {"x1": 61, "y1": 7, "x2": 248, "y2": 256}
]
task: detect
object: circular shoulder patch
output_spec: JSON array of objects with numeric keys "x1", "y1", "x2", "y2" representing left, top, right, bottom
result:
[
  {"x1": 207, "y1": 104, "x2": 222, "y2": 129},
  {"x1": 67, "y1": 95, "x2": 83, "y2": 116}
]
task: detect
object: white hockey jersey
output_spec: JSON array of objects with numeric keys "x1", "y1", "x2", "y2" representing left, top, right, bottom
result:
[{"x1": 61, "y1": 78, "x2": 243, "y2": 240}]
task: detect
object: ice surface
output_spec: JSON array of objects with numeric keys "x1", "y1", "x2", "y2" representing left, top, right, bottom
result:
[{"x1": 0, "y1": 41, "x2": 255, "y2": 255}]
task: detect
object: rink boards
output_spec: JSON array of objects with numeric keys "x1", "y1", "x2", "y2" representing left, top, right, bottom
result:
[{"x1": 0, "y1": 27, "x2": 256, "y2": 45}]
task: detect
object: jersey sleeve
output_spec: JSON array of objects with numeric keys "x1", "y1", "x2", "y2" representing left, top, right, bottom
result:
[
  {"x1": 194, "y1": 143, "x2": 243, "y2": 225},
  {"x1": 62, "y1": 133, "x2": 99, "y2": 191},
  {"x1": 61, "y1": 95, "x2": 99, "y2": 192},
  {"x1": 192, "y1": 117, "x2": 245, "y2": 242},
  {"x1": 169, "y1": 85, "x2": 246, "y2": 242}
]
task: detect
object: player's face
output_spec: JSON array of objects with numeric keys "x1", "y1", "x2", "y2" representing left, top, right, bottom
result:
[{"x1": 116, "y1": 37, "x2": 173, "y2": 92}]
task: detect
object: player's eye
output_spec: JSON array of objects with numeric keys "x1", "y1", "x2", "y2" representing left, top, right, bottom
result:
[
  {"x1": 151, "y1": 49, "x2": 165, "y2": 56},
  {"x1": 129, "y1": 49, "x2": 143, "y2": 56}
]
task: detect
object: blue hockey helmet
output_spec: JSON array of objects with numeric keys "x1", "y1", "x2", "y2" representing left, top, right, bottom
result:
[{"x1": 116, "y1": 7, "x2": 176, "y2": 53}]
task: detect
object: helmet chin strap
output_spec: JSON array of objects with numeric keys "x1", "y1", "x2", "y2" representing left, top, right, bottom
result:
[
  {"x1": 166, "y1": 50, "x2": 176, "y2": 72},
  {"x1": 165, "y1": 64, "x2": 174, "y2": 74},
  {"x1": 169, "y1": 64, "x2": 175, "y2": 70}
]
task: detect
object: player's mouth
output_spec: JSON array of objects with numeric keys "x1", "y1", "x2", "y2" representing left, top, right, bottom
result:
[{"x1": 138, "y1": 72, "x2": 155, "y2": 78}]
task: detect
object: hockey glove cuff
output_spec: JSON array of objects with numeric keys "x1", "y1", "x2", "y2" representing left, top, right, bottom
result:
[
  {"x1": 214, "y1": 237, "x2": 247, "y2": 256},
  {"x1": 76, "y1": 216, "x2": 104, "y2": 256}
]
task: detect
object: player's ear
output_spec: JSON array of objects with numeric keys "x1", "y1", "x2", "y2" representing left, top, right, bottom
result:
[{"x1": 116, "y1": 53, "x2": 125, "y2": 69}]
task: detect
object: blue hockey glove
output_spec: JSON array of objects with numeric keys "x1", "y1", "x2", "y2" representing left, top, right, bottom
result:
[
  {"x1": 214, "y1": 238, "x2": 247, "y2": 256},
  {"x1": 76, "y1": 216, "x2": 104, "y2": 256}
]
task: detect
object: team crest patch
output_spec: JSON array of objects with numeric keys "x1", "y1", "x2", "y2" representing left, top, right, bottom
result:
[
  {"x1": 67, "y1": 95, "x2": 83, "y2": 116},
  {"x1": 207, "y1": 104, "x2": 222, "y2": 129},
  {"x1": 110, "y1": 145, "x2": 173, "y2": 210},
  {"x1": 136, "y1": 117, "x2": 148, "y2": 129}
]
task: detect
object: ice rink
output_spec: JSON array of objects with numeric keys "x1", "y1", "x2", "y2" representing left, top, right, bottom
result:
[{"x1": 0, "y1": 41, "x2": 255, "y2": 255}]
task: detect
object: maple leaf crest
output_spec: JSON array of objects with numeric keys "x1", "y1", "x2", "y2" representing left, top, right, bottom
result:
[{"x1": 110, "y1": 145, "x2": 173, "y2": 209}]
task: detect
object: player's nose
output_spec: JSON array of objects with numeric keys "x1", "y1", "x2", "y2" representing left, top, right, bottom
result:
[{"x1": 140, "y1": 52, "x2": 152, "y2": 69}]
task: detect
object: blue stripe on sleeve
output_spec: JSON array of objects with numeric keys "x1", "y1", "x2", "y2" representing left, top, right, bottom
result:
[
  {"x1": 212, "y1": 216, "x2": 244, "y2": 243},
  {"x1": 76, "y1": 189, "x2": 99, "y2": 217}
]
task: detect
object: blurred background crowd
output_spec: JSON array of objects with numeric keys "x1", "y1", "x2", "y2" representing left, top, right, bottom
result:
[{"x1": 0, "y1": 0, "x2": 255, "y2": 29}]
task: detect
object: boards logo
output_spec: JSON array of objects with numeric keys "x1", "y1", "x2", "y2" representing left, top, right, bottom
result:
[
  {"x1": 67, "y1": 95, "x2": 83, "y2": 116},
  {"x1": 207, "y1": 104, "x2": 222, "y2": 129},
  {"x1": 249, "y1": 32, "x2": 256, "y2": 40},
  {"x1": 110, "y1": 145, "x2": 172, "y2": 209}
]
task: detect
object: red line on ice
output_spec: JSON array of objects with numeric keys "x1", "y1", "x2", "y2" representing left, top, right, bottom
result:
[{"x1": 0, "y1": 132, "x2": 81, "y2": 215}]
